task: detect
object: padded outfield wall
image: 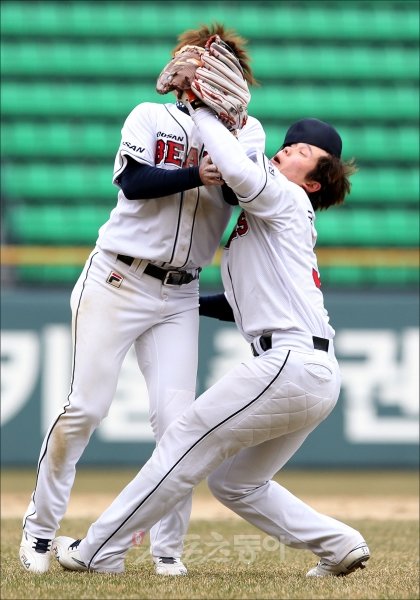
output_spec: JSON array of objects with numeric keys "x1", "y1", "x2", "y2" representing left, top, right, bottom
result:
[{"x1": 1, "y1": 289, "x2": 418, "y2": 468}]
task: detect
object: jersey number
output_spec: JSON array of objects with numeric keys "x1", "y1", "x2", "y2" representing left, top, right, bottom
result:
[{"x1": 225, "y1": 211, "x2": 249, "y2": 248}]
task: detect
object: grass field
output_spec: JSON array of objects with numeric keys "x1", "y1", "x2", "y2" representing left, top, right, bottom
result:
[{"x1": 1, "y1": 469, "x2": 419, "y2": 599}]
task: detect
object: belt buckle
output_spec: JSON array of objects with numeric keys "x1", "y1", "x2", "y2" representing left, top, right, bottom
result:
[{"x1": 163, "y1": 270, "x2": 183, "y2": 286}]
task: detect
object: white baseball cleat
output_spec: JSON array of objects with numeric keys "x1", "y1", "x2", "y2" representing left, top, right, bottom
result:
[
  {"x1": 51, "y1": 536, "x2": 88, "y2": 571},
  {"x1": 152, "y1": 556, "x2": 188, "y2": 576},
  {"x1": 306, "y1": 543, "x2": 370, "y2": 577},
  {"x1": 19, "y1": 530, "x2": 52, "y2": 573}
]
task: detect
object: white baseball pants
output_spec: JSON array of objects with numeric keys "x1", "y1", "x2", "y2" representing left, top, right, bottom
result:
[
  {"x1": 77, "y1": 336, "x2": 365, "y2": 572},
  {"x1": 23, "y1": 248, "x2": 199, "y2": 558}
]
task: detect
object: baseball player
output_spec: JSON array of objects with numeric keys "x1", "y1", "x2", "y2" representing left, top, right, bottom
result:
[
  {"x1": 19, "y1": 25, "x2": 265, "y2": 576},
  {"x1": 51, "y1": 39, "x2": 370, "y2": 577}
]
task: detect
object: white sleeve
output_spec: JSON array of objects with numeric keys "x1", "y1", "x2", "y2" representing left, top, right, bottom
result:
[
  {"x1": 237, "y1": 116, "x2": 266, "y2": 154},
  {"x1": 192, "y1": 108, "x2": 293, "y2": 222},
  {"x1": 112, "y1": 103, "x2": 158, "y2": 183},
  {"x1": 191, "y1": 108, "x2": 266, "y2": 199}
]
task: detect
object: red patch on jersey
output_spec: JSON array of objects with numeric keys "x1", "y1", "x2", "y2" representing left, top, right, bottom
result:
[{"x1": 312, "y1": 268, "x2": 321, "y2": 288}]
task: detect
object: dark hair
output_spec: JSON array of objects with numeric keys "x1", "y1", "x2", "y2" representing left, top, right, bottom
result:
[
  {"x1": 306, "y1": 155, "x2": 358, "y2": 210},
  {"x1": 172, "y1": 23, "x2": 257, "y2": 85}
]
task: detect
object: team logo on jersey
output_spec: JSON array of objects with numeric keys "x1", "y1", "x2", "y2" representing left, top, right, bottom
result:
[
  {"x1": 122, "y1": 141, "x2": 145, "y2": 153},
  {"x1": 106, "y1": 271, "x2": 124, "y2": 288},
  {"x1": 155, "y1": 138, "x2": 200, "y2": 168},
  {"x1": 157, "y1": 131, "x2": 184, "y2": 142},
  {"x1": 225, "y1": 211, "x2": 249, "y2": 248}
]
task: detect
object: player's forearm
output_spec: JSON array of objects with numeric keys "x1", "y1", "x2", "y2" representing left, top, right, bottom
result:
[
  {"x1": 116, "y1": 158, "x2": 202, "y2": 199},
  {"x1": 199, "y1": 293, "x2": 235, "y2": 321},
  {"x1": 191, "y1": 108, "x2": 265, "y2": 198}
]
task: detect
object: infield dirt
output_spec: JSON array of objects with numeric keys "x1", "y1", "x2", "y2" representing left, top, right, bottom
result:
[{"x1": 2, "y1": 489, "x2": 418, "y2": 520}]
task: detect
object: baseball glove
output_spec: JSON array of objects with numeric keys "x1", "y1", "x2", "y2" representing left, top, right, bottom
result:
[
  {"x1": 156, "y1": 35, "x2": 250, "y2": 130},
  {"x1": 190, "y1": 36, "x2": 251, "y2": 130},
  {"x1": 156, "y1": 45, "x2": 204, "y2": 94}
]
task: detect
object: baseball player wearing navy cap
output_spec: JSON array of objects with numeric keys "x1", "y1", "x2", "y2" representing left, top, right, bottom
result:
[
  {"x1": 50, "y1": 47, "x2": 370, "y2": 578},
  {"x1": 19, "y1": 24, "x2": 266, "y2": 577},
  {"x1": 281, "y1": 117, "x2": 343, "y2": 158}
]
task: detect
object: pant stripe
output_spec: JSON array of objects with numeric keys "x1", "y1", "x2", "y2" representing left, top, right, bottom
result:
[
  {"x1": 23, "y1": 251, "x2": 98, "y2": 531},
  {"x1": 88, "y1": 350, "x2": 291, "y2": 567}
]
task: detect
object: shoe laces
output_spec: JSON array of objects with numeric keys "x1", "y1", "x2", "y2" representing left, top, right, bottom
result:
[
  {"x1": 158, "y1": 557, "x2": 177, "y2": 564},
  {"x1": 33, "y1": 538, "x2": 51, "y2": 553},
  {"x1": 69, "y1": 539, "x2": 82, "y2": 550}
]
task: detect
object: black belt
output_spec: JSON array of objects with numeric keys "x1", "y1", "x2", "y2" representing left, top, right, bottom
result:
[
  {"x1": 117, "y1": 254, "x2": 199, "y2": 286},
  {"x1": 251, "y1": 333, "x2": 329, "y2": 357}
]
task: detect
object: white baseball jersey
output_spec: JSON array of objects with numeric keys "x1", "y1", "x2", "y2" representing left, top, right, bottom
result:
[
  {"x1": 97, "y1": 102, "x2": 266, "y2": 269},
  {"x1": 192, "y1": 108, "x2": 335, "y2": 342}
]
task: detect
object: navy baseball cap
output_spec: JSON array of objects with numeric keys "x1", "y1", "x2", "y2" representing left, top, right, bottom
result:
[{"x1": 281, "y1": 118, "x2": 342, "y2": 158}]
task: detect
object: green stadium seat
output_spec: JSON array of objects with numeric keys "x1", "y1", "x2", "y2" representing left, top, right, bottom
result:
[
  {"x1": 5, "y1": 205, "x2": 419, "y2": 247},
  {"x1": 1, "y1": 122, "x2": 122, "y2": 160},
  {"x1": 2, "y1": 82, "x2": 418, "y2": 121},
  {"x1": 3, "y1": 122, "x2": 419, "y2": 165},
  {"x1": 0, "y1": 42, "x2": 173, "y2": 78},
  {"x1": 1, "y1": 82, "x2": 163, "y2": 117},
  {"x1": 3, "y1": 41, "x2": 418, "y2": 81},
  {"x1": 349, "y1": 168, "x2": 419, "y2": 205},
  {"x1": 2, "y1": 164, "x2": 115, "y2": 201},
  {"x1": 2, "y1": 163, "x2": 418, "y2": 206},
  {"x1": 319, "y1": 265, "x2": 419, "y2": 287},
  {"x1": 6, "y1": 206, "x2": 111, "y2": 244},
  {"x1": 316, "y1": 208, "x2": 419, "y2": 246},
  {"x1": 264, "y1": 125, "x2": 420, "y2": 163},
  {"x1": 2, "y1": 2, "x2": 418, "y2": 41},
  {"x1": 252, "y1": 46, "x2": 419, "y2": 81},
  {"x1": 249, "y1": 86, "x2": 419, "y2": 121}
]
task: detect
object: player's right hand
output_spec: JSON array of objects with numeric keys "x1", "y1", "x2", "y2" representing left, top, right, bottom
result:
[{"x1": 199, "y1": 155, "x2": 225, "y2": 186}]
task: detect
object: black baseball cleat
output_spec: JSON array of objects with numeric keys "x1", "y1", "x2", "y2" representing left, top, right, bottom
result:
[
  {"x1": 51, "y1": 536, "x2": 88, "y2": 571},
  {"x1": 306, "y1": 543, "x2": 370, "y2": 577}
]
